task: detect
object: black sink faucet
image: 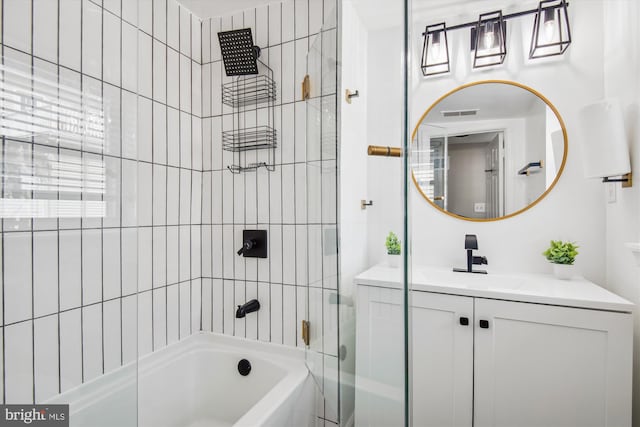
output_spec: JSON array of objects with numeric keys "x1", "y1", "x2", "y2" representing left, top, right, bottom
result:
[
  {"x1": 236, "y1": 299, "x2": 260, "y2": 318},
  {"x1": 453, "y1": 234, "x2": 488, "y2": 274}
]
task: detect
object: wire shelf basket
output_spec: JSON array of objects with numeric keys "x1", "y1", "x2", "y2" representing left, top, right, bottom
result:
[
  {"x1": 222, "y1": 75, "x2": 276, "y2": 108},
  {"x1": 222, "y1": 126, "x2": 277, "y2": 152}
]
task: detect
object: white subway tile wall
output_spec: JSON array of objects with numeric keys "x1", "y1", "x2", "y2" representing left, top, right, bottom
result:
[
  {"x1": 200, "y1": 0, "x2": 338, "y2": 423},
  {"x1": 0, "y1": 0, "x2": 203, "y2": 405},
  {"x1": 0, "y1": 0, "x2": 339, "y2": 424}
]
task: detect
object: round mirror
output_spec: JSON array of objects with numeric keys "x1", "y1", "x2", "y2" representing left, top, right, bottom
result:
[{"x1": 411, "y1": 80, "x2": 567, "y2": 221}]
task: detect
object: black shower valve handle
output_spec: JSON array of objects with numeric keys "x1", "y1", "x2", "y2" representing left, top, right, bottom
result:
[{"x1": 237, "y1": 239, "x2": 256, "y2": 256}]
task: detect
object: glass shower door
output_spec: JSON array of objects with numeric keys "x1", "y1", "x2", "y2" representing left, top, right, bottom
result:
[
  {"x1": 305, "y1": 7, "x2": 341, "y2": 424},
  {"x1": 305, "y1": 0, "x2": 412, "y2": 426}
]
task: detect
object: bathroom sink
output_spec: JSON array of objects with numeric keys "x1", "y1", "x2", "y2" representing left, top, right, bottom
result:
[
  {"x1": 412, "y1": 267, "x2": 527, "y2": 293},
  {"x1": 356, "y1": 264, "x2": 633, "y2": 312}
]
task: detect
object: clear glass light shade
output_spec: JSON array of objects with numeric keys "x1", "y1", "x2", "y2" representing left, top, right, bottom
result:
[
  {"x1": 421, "y1": 23, "x2": 450, "y2": 76},
  {"x1": 472, "y1": 11, "x2": 507, "y2": 69},
  {"x1": 530, "y1": 0, "x2": 572, "y2": 59}
]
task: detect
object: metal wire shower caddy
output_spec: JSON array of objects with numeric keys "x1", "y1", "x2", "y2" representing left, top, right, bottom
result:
[
  {"x1": 222, "y1": 75, "x2": 276, "y2": 108},
  {"x1": 218, "y1": 28, "x2": 277, "y2": 174},
  {"x1": 222, "y1": 125, "x2": 277, "y2": 152}
]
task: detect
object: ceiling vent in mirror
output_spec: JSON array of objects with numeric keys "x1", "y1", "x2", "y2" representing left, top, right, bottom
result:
[{"x1": 441, "y1": 109, "x2": 479, "y2": 118}]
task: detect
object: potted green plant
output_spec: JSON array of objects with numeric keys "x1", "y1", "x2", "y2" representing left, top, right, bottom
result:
[
  {"x1": 385, "y1": 232, "x2": 401, "y2": 268},
  {"x1": 543, "y1": 240, "x2": 579, "y2": 280}
]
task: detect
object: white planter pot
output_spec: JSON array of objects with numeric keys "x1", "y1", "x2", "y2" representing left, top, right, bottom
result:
[
  {"x1": 387, "y1": 254, "x2": 401, "y2": 268},
  {"x1": 553, "y1": 263, "x2": 575, "y2": 280}
]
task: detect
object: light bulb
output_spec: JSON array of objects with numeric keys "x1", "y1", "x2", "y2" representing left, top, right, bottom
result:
[
  {"x1": 431, "y1": 42, "x2": 441, "y2": 62},
  {"x1": 543, "y1": 8, "x2": 556, "y2": 42},
  {"x1": 544, "y1": 20, "x2": 555, "y2": 42},
  {"x1": 483, "y1": 30, "x2": 494, "y2": 50},
  {"x1": 482, "y1": 22, "x2": 495, "y2": 50},
  {"x1": 430, "y1": 31, "x2": 441, "y2": 61}
]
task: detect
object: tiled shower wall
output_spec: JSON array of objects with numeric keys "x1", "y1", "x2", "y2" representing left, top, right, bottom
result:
[
  {"x1": 0, "y1": 0, "x2": 203, "y2": 404},
  {"x1": 202, "y1": 0, "x2": 335, "y2": 354},
  {"x1": 0, "y1": 0, "x2": 341, "y2": 422},
  {"x1": 199, "y1": 0, "x2": 339, "y2": 423}
]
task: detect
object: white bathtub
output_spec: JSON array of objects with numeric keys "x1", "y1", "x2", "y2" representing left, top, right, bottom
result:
[{"x1": 48, "y1": 333, "x2": 315, "y2": 427}]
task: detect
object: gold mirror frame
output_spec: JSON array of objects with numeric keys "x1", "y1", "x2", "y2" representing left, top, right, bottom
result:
[{"x1": 411, "y1": 80, "x2": 568, "y2": 222}]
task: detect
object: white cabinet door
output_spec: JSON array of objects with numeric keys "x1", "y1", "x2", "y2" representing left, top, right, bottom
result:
[
  {"x1": 412, "y1": 292, "x2": 473, "y2": 427},
  {"x1": 355, "y1": 285, "x2": 404, "y2": 427},
  {"x1": 474, "y1": 299, "x2": 633, "y2": 427}
]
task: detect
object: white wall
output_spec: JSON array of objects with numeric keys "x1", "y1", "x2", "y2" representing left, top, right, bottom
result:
[
  {"x1": 340, "y1": 0, "x2": 368, "y2": 300},
  {"x1": 365, "y1": 27, "x2": 406, "y2": 264},
  {"x1": 524, "y1": 106, "x2": 547, "y2": 204},
  {"x1": 0, "y1": 0, "x2": 204, "y2": 404},
  {"x1": 366, "y1": 1, "x2": 607, "y2": 283},
  {"x1": 602, "y1": 1, "x2": 640, "y2": 425},
  {"x1": 338, "y1": 2, "x2": 369, "y2": 424}
]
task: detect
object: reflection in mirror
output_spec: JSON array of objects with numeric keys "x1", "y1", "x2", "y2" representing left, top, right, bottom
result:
[{"x1": 412, "y1": 81, "x2": 566, "y2": 221}]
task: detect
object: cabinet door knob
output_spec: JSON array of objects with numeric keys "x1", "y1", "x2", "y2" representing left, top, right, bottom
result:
[
  {"x1": 479, "y1": 319, "x2": 490, "y2": 329},
  {"x1": 459, "y1": 317, "x2": 469, "y2": 326}
]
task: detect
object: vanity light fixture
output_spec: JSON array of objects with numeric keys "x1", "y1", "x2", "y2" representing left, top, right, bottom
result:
[
  {"x1": 471, "y1": 11, "x2": 507, "y2": 69},
  {"x1": 421, "y1": 23, "x2": 450, "y2": 76},
  {"x1": 578, "y1": 99, "x2": 632, "y2": 188},
  {"x1": 529, "y1": 0, "x2": 572, "y2": 59},
  {"x1": 420, "y1": 2, "x2": 571, "y2": 76}
]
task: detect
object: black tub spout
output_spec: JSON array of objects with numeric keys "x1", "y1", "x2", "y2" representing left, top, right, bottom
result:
[{"x1": 236, "y1": 299, "x2": 260, "y2": 318}]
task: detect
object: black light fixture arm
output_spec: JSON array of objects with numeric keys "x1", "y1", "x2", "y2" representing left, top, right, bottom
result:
[{"x1": 422, "y1": 2, "x2": 570, "y2": 36}]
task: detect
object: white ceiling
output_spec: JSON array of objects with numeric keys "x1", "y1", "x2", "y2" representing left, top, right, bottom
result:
[
  {"x1": 177, "y1": 0, "x2": 274, "y2": 19},
  {"x1": 179, "y1": 0, "x2": 543, "y2": 27},
  {"x1": 449, "y1": 132, "x2": 499, "y2": 145}
]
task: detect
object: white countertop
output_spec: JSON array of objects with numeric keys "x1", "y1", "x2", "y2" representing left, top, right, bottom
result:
[{"x1": 355, "y1": 265, "x2": 634, "y2": 313}]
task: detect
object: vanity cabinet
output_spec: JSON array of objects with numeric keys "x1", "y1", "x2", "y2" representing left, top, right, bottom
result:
[
  {"x1": 354, "y1": 266, "x2": 634, "y2": 427},
  {"x1": 411, "y1": 292, "x2": 473, "y2": 427},
  {"x1": 473, "y1": 298, "x2": 631, "y2": 427}
]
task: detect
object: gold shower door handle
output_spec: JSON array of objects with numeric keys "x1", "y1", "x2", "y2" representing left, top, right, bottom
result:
[
  {"x1": 367, "y1": 145, "x2": 402, "y2": 157},
  {"x1": 434, "y1": 196, "x2": 445, "y2": 201}
]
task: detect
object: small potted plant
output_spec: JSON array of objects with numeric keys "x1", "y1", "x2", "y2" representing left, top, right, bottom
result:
[
  {"x1": 385, "y1": 232, "x2": 401, "y2": 268},
  {"x1": 543, "y1": 240, "x2": 579, "y2": 280}
]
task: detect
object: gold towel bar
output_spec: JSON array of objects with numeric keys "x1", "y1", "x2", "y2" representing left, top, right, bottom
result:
[{"x1": 367, "y1": 145, "x2": 402, "y2": 157}]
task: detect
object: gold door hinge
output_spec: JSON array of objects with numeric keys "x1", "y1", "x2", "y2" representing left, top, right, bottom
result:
[
  {"x1": 301, "y1": 75, "x2": 310, "y2": 101},
  {"x1": 302, "y1": 320, "x2": 310, "y2": 346}
]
